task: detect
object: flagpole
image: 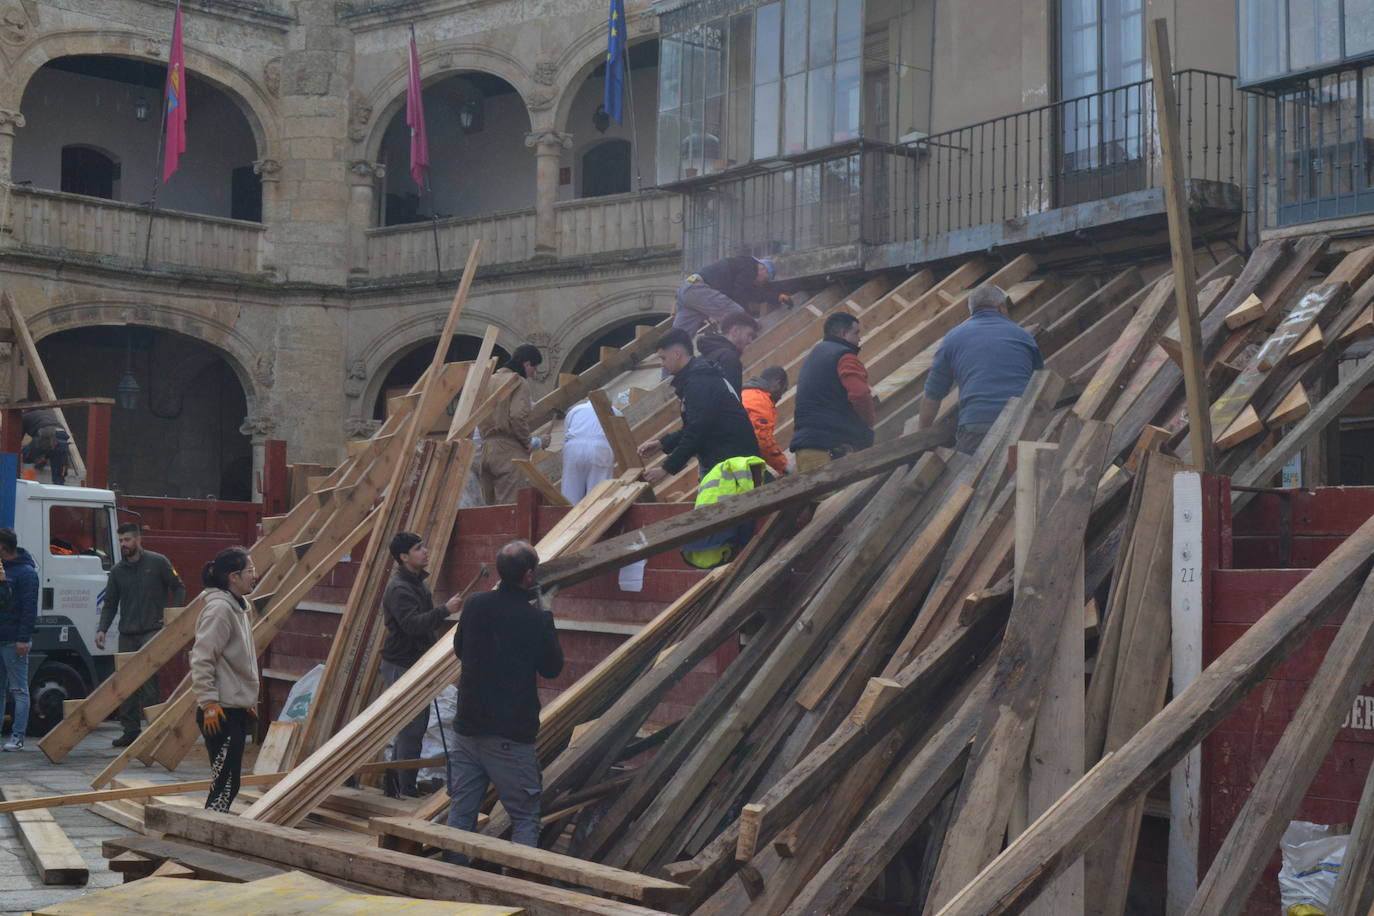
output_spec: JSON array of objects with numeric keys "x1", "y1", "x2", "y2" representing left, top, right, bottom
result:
[
  {"x1": 143, "y1": 0, "x2": 180, "y2": 269},
  {"x1": 407, "y1": 22, "x2": 443, "y2": 281},
  {"x1": 619, "y1": 30, "x2": 650, "y2": 253}
]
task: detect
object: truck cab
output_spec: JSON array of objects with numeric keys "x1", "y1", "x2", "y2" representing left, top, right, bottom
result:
[{"x1": 7, "y1": 478, "x2": 118, "y2": 734}]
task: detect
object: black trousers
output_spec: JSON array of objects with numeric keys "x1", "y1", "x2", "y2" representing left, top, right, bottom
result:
[{"x1": 197, "y1": 706, "x2": 250, "y2": 813}]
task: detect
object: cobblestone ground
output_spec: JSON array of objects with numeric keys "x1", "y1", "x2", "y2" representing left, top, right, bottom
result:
[{"x1": 0, "y1": 721, "x2": 214, "y2": 915}]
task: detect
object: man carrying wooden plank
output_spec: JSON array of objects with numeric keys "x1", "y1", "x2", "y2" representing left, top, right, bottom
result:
[
  {"x1": 445, "y1": 541, "x2": 563, "y2": 861},
  {"x1": 918, "y1": 284, "x2": 1044, "y2": 453},
  {"x1": 791, "y1": 312, "x2": 878, "y2": 471},
  {"x1": 96, "y1": 523, "x2": 186, "y2": 747},
  {"x1": 381, "y1": 532, "x2": 463, "y2": 798},
  {"x1": 478, "y1": 345, "x2": 543, "y2": 506},
  {"x1": 673, "y1": 255, "x2": 790, "y2": 337},
  {"x1": 0, "y1": 528, "x2": 36, "y2": 752}
]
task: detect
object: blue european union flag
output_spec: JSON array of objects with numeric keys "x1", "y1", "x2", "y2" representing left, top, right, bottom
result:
[{"x1": 604, "y1": 0, "x2": 626, "y2": 124}]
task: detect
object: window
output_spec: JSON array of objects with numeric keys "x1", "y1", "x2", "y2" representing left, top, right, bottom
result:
[
  {"x1": 60, "y1": 145, "x2": 118, "y2": 200},
  {"x1": 230, "y1": 165, "x2": 262, "y2": 222},
  {"x1": 1241, "y1": 0, "x2": 1374, "y2": 84},
  {"x1": 581, "y1": 140, "x2": 633, "y2": 197},
  {"x1": 657, "y1": 0, "x2": 867, "y2": 184},
  {"x1": 48, "y1": 505, "x2": 113, "y2": 570}
]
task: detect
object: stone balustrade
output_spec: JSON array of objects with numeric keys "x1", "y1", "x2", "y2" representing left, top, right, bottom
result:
[
  {"x1": 365, "y1": 190, "x2": 681, "y2": 279},
  {"x1": 3, "y1": 186, "x2": 265, "y2": 275}
]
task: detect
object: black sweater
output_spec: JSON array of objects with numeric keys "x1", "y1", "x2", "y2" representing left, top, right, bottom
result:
[
  {"x1": 661, "y1": 358, "x2": 760, "y2": 475},
  {"x1": 454, "y1": 582, "x2": 564, "y2": 744}
]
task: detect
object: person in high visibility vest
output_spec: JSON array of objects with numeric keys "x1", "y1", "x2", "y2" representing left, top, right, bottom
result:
[{"x1": 681, "y1": 455, "x2": 768, "y2": 568}]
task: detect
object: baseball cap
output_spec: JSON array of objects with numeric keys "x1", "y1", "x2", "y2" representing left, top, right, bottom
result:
[{"x1": 755, "y1": 257, "x2": 776, "y2": 281}]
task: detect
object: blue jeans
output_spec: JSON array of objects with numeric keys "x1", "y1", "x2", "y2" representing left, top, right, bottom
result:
[
  {"x1": 444, "y1": 733, "x2": 542, "y2": 864},
  {"x1": 0, "y1": 643, "x2": 30, "y2": 738}
]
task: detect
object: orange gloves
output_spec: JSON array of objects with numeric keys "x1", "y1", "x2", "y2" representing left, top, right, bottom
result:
[{"x1": 200, "y1": 702, "x2": 226, "y2": 736}]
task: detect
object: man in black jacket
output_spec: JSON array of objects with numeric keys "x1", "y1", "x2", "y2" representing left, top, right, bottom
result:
[
  {"x1": 637, "y1": 329, "x2": 759, "y2": 485},
  {"x1": 380, "y1": 531, "x2": 461, "y2": 797},
  {"x1": 695, "y1": 311, "x2": 759, "y2": 395},
  {"x1": 444, "y1": 541, "x2": 562, "y2": 859}
]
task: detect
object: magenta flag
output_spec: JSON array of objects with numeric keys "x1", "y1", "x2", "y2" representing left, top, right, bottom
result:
[
  {"x1": 162, "y1": 4, "x2": 187, "y2": 183},
  {"x1": 406, "y1": 34, "x2": 430, "y2": 189}
]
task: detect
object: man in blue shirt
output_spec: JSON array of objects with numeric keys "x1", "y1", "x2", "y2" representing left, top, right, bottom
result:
[{"x1": 918, "y1": 284, "x2": 1043, "y2": 454}]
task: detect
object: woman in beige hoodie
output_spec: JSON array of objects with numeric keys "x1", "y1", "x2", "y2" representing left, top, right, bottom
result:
[{"x1": 189, "y1": 546, "x2": 258, "y2": 812}]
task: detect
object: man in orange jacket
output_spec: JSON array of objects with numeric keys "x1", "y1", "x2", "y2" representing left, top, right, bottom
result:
[{"x1": 741, "y1": 366, "x2": 789, "y2": 476}]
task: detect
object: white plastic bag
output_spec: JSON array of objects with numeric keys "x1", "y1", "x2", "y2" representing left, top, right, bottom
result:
[
  {"x1": 1278, "y1": 820, "x2": 1347, "y2": 915},
  {"x1": 277, "y1": 664, "x2": 324, "y2": 722},
  {"x1": 418, "y1": 685, "x2": 459, "y2": 782}
]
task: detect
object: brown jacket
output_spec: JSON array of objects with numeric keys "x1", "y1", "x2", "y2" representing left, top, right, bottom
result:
[
  {"x1": 190, "y1": 588, "x2": 260, "y2": 709},
  {"x1": 479, "y1": 367, "x2": 533, "y2": 445}
]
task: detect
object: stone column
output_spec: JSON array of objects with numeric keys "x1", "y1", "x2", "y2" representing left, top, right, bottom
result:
[
  {"x1": 347, "y1": 160, "x2": 385, "y2": 278},
  {"x1": 239, "y1": 414, "x2": 277, "y2": 504},
  {"x1": 253, "y1": 158, "x2": 282, "y2": 276},
  {"x1": 525, "y1": 130, "x2": 572, "y2": 257},
  {"x1": 0, "y1": 109, "x2": 25, "y2": 186}
]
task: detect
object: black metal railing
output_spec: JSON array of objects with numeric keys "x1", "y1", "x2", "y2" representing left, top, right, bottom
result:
[{"x1": 682, "y1": 70, "x2": 1241, "y2": 266}]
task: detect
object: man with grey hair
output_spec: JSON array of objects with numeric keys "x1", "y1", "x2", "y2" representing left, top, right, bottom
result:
[
  {"x1": 917, "y1": 283, "x2": 1043, "y2": 453},
  {"x1": 444, "y1": 540, "x2": 563, "y2": 861}
]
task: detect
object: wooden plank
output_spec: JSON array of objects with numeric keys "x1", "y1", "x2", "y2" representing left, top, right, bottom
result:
[
  {"x1": 1268, "y1": 381, "x2": 1312, "y2": 427},
  {"x1": 251, "y1": 721, "x2": 300, "y2": 777},
  {"x1": 922, "y1": 422, "x2": 1110, "y2": 913},
  {"x1": 1, "y1": 784, "x2": 89, "y2": 884},
  {"x1": 536, "y1": 420, "x2": 953, "y2": 591},
  {"x1": 1339, "y1": 305, "x2": 1374, "y2": 343},
  {"x1": 930, "y1": 503, "x2": 1374, "y2": 916},
  {"x1": 1074, "y1": 279, "x2": 1175, "y2": 421},
  {"x1": 1289, "y1": 323, "x2": 1324, "y2": 362},
  {"x1": 371, "y1": 817, "x2": 688, "y2": 907},
  {"x1": 1038, "y1": 269, "x2": 1144, "y2": 358},
  {"x1": 1185, "y1": 567, "x2": 1374, "y2": 916},
  {"x1": 0, "y1": 290, "x2": 88, "y2": 479},
  {"x1": 589, "y1": 388, "x2": 643, "y2": 474},
  {"x1": 1148, "y1": 19, "x2": 1214, "y2": 472},
  {"x1": 513, "y1": 458, "x2": 571, "y2": 506},
  {"x1": 144, "y1": 806, "x2": 670, "y2": 916},
  {"x1": 1215, "y1": 404, "x2": 1263, "y2": 451},
  {"x1": 1223, "y1": 293, "x2": 1264, "y2": 329},
  {"x1": 1326, "y1": 743, "x2": 1374, "y2": 914}
]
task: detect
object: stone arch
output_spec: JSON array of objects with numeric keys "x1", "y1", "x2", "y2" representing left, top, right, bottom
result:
[
  {"x1": 2, "y1": 30, "x2": 279, "y2": 159},
  {"x1": 361, "y1": 45, "x2": 537, "y2": 163},
  {"x1": 552, "y1": 286, "x2": 676, "y2": 377},
  {"x1": 552, "y1": 28, "x2": 659, "y2": 138},
  {"x1": 27, "y1": 300, "x2": 263, "y2": 414},
  {"x1": 352, "y1": 310, "x2": 524, "y2": 417}
]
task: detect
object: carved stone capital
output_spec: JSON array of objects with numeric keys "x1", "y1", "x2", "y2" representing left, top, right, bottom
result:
[
  {"x1": 344, "y1": 417, "x2": 381, "y2": 440},
  {"x1": 525, "y1": 130, "x2": 573, "y2": 155},
  {"x1": 348, "y1": 160, "x2": 386, "y2": 183},
  {"x1": 0, "y1": 109, "x2": 25, "y2": 136},
  {"x1": 239, "y1": 414, "x2": 277, "y2": 440},
  {"x1": 253, "y1": 158, "x2": 282, "y2": 181}
]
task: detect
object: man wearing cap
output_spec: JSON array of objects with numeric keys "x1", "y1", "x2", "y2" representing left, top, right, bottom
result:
[{"x1": 674, "y1": 255, "x2": 791, "y2": 337}]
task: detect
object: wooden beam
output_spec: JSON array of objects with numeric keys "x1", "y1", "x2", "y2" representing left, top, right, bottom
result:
[
  {"x1": 589, "y1": 388, "x2": 643, "y2": 474},
  {"x1": 1326, "y1": 743, "x2": 1374, "y2": 914},
  {"x1": 1289, "y1": 324, "x2": 1324, "y2": 362},
  {"x1": 1267, "y1": 382, "x2": 1311, "y2": 426},
  {"x1": 1185, "y1": 567, "x2": 1374, "y2": 916},
  {"x1": 1215, "y1": 404, "x2": 1263, "y2": 452},
  {"x1": 1148, "y1": 19, "x2": 1214, "y2": 472},
  {"x1": 930, "y1": 505, "x2": 1374, "y2": 916},
  {"x1": 1, "y1": 784, "x2": 88, "y2": 885},
  {"x1": 0, "y1": 290, "x2": 88, "y2": 479},
  {"x1": 536, "y1": 419, "x2": 954, "y2": 590},
  {"x1": 1223, "y1": 293, "x2": 1264, "y2": 329},
  {"x1": 371, "y1": 817, "x2": 688, "y2": 907},
  {"x1": 1074, "y1": 280, "x2": 1175, "y2": 421},
  {"x1": 144, "y1": 806, "x2": 669, "y2": 916},
  {"x1": 513, "y1": 458, "x2": 572, "y2": 506}
]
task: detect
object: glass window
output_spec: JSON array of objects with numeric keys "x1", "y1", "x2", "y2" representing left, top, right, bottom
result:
[
  {"x1": 809, "y1": 0, "x2": 835, "y2": 68},
  {"x1": 1240, "y1": 0, "x2": 1374, "y2": 84},
  {"x1": 784, "y1": 0, "x2": 808, "y2": 75},
  {"x1": 1290, "y1": 0, "x2": 1342, "y2": 71},
  {"x1": 754, "y1": 82, "x2": 780, "y2": 158},
  {"x1": 660, "y1": 36, "x2": 682, "y2": 112},
  {"x1": 755, "y1": 3, "x2": 781, "y2": 83},
  {"x1": 657, "y1": 112, "x2": 682, "y2": 184},
  {"x1": 1240, "y1": 0, "x2": 1286, "y2": 82},
  {"x1": 49, "y1": 505, "x2": 112, "y2": 569},
  {"x1": 807, "y1": 66, "x2": 835, "y2": 149},
  {"x1": 704, "y1": 20, "x2": 726, "y2": 100},
  {"x1": 784, "y1": 72, "x2": 807, "y2": 154},
  {"x1": 836, "y1": 0, "x2": 863, "y2": 61},
  {"x1": 835, "y1": 56, "x2": 862, "y2": 141},
  {"x1": 1349, "y1": 0, "x2": 1374, "y2": 57}
]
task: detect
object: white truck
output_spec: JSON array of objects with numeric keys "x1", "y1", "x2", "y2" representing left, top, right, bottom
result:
[{"x1": 6, "y1": 476, "x2": 119, "y2": 734}]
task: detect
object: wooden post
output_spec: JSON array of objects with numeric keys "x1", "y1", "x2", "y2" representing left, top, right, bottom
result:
[
  {"x1": 85, "y1": 402, "x2": 111, "y2": 490},
  {"x1": 1147, "y1": 19, "x2": 1215, "y2": 472},
  {"x1": 261, "y1": 439, "x2": 289, "y2": 515}
]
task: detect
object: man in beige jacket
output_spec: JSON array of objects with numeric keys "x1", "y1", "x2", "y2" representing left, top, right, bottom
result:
[
  {"x1": 190, "y1": 547, "x2": 259, "y2": 813},
  {"x1": 477, "y1": 344, "x2": 542, "y2": 505}
]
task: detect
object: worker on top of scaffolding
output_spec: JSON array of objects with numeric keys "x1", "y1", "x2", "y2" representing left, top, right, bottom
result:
[
  {"x1": 477, "y1": 345, "x2": 543, "y2": 506},
  {"x1": 674, "y1": 255, "x2": 791, "y2": 338},
  {"x1": 917, "y1": 284, "x2": 1043, "y2": 454},
  {"x1": 19, "y1": 406, "x2": 72, "y2": 485}
]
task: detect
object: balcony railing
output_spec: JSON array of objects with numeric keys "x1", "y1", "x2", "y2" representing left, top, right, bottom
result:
[
  {"x1": 365, "y1": 190, "x2": 682, "y2": 279},
  {"x1": 2, "y1": 186, "x2": 264, "y2": 275},
  {"x1": 684, "y1": 70, "x2": 1242, "y2": 267}
]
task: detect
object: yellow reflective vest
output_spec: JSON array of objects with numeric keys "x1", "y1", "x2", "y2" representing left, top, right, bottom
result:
[{"x1": 681, "y1": 455, "x2": 768, "y2": 569}]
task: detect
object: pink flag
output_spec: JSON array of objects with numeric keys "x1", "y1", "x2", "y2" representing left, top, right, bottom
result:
[
  {"x1": 406, "y1": 34, "x2": 430, "y2": 189},
  {"x1": 162, "y1": 4, "x2": 187, "y2": 183}
]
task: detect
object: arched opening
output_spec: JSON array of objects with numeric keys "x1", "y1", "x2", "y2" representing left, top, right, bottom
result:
[
  {"x1": 564, "y1": 314, "x2": 670, "y2": 375},
  {"x1": 564, "y1": 40, "x2": 659, "y2": 200},
  {"x1": 581, "y1": 139, "x2": 633, "y2": 198},
  {"x1": 14, "y1": 55, "x2": 261, "y2": 221},
  {"x1": 60, "y1": 144, "x2": 119, "y2": 199},
  {"x1": 372, "y1": 336, "x2": 512, "y2": 419},
  {"x1": 35, "y1": 326, "x2": 252, "y2": 499},
  {"x1": 376, "y1": 72, "x2": 532, "y2": 226}
]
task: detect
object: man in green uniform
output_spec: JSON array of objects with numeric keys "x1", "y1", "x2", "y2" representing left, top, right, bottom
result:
[{"x1": 95, "y1": 523, "x2": 186, "y2": 747}]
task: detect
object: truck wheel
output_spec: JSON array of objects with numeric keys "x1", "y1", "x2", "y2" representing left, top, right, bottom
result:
[{"x1": 27, "y1": 661, "x2": 86, "y2": 736}]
